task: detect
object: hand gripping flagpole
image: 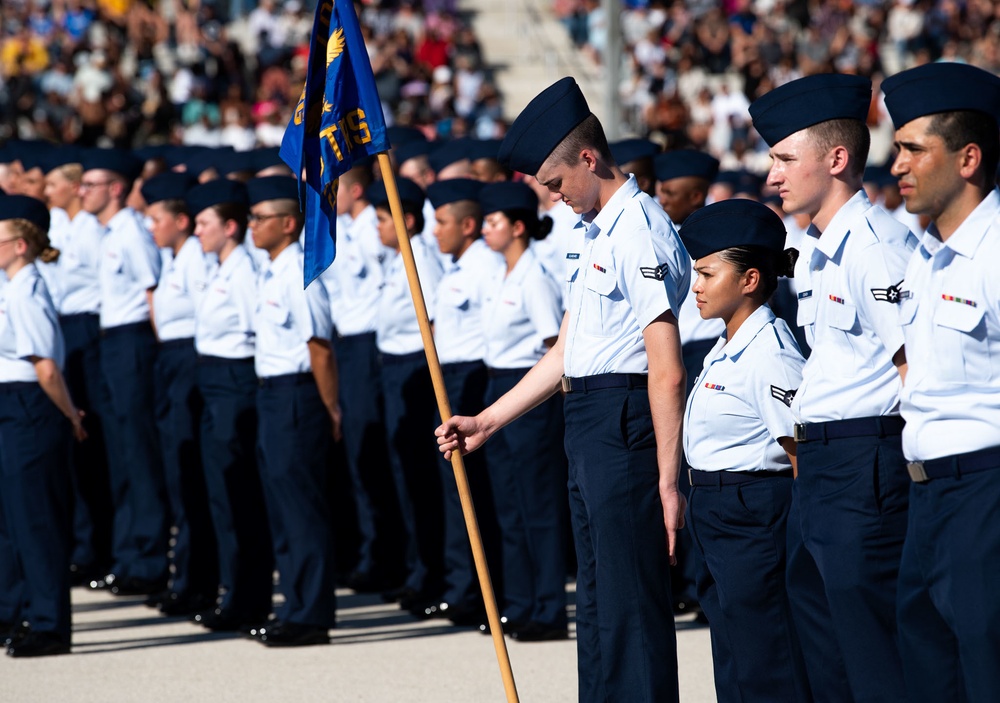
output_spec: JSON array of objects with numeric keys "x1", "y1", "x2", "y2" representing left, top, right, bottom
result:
[{"x1": 375, "y1": 153, "x2": 519, "y2": 703}]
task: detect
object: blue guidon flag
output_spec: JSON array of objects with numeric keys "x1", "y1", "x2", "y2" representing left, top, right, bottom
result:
[{"x1": 280, "y1": 0, "x2": 390, "y2": 286}]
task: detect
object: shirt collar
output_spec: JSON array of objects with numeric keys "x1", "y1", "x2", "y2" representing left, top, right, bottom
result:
[
  {"x1": 809, "y1": 189, "x2": 870, "y2": 261},
  {"x1": 716, "y1": 304, "x2": 776, "y2": 361},
  {"x1": 218, "y1": 243, "x2": 250, "y2": 280},
  {"x1": 922, "y1": 188, "x2": 1000, "y2": 260},
  {"x1": 8, "y1": 262, "x2": 39, "y2": 291},
  {"x1": 265, "y1": 240, "x2": 300, "y2": 278},
  {"x1": 106, "y1": 206, "x2": 137, "y2": 231},
  {"x1": 581, "y1": 175, "x2": 639, "y2": 239},
  {"x1": 506, "y1": 247, "x2": 538, "y2": 285}
]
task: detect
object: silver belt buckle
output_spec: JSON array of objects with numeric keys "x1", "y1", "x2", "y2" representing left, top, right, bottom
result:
[
  {"x1": 561, "y1": 375, "x2": 572, "y2": 394},
  {"x1": 794, "y1": 423, "x2": 808, "y2": 443},
  {"x1": 907, "y1": 461, "x2": 929, "y2": 483}
]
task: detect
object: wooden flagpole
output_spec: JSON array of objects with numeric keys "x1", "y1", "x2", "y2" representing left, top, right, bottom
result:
[{"x1": 375, "y1": 152, "x2": 520, "y2": 703}]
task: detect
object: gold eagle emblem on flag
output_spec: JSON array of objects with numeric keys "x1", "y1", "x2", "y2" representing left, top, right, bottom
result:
[{"x1": 327, "y1": 26, "x2": 345, "y2": 66}]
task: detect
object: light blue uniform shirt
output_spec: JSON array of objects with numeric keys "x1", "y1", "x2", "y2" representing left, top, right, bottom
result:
[
  {"x1": 533, "y1": 200, "x2": 581, "y2": 298},
  {"x1": 195, "y1": 245, "x2": 257, "y2": 359},
  {"x1": 319, "y1": 204, "x2": 387, "y2": 336},
  {"x1": 41, "y1": 207, "x2": 103, "y2": 316},
  {"x1": 376, "y1": 237, "x2": 444, "y2": 356},
  {"x1": 153, "y1": 236, "x2": 214, "y2": 342},
  {"x1": 0, "y1": 264, "x2": 64, "y2": 382},
  {"x1": 254, "y1": 241, "x2": 332, "y2": 378},
  {"x1": 98, "y1": 207, "x2": 161, "y2": 329},
  {"x1": 433, "y1": 238, "x2": 504, "y2": 365},
  {"x1": 792, "y1": 190, "x2": 917, "y2": 422},
  {"x1": 899, "y1": 189, "x2": 1000, "y2": 461},
  {"x1": 482, "y1": 247, "x2": 563, "y2": 369},
  {"x1": 563, "y1": 176, "x2": 690, "y2": 377},
  {"x1": 684, "y1": 304, "x2": 804, "y2": 473}
]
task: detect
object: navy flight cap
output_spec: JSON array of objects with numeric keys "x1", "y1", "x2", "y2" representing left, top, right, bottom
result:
[
  {"x1": 247, "y1": 175, "x2": 300, "y2": 206},
  {"x1": 882, "y1": 63, "x2": 1000, "y2": 130},
  {"x1": 679, "y1": 199, "x2": 786, "y2": 260},
  {"x1": 184, "y1": 179, "x2": 249, "y2": 217},
  {"x1": 427, "y1": 178, "x2": 484, "y2": 209},
  {"x1": 609, "y1": 138, "x2": 660, "y2": 166},
  {"x1": 654, "y1": 149, "x2": 720, "y2": 182},
  {"x1": 750, "y1": 74, "x2": 872, "y2": 147},
  {"x1": 80, "y1": 148, "x2": 143, "y2": 181},
  {"x1": 479, "y1": 181, "x2": 539, "y2": 216},
  {"x1": 141, "y1": 172, "x2": 198, "y2": 206},
  {"x1": 367, "y1": 177, "x2": 424, "y2": 210},
  {"x1": 498, "y1": 77, "x2": 592, "y2": 175},
  {"x1": 1, "y1": 194, "x2": 51, "y2": 233},
  {"x1": 427, "y1": 138, "x2": 472, "y2": 173}
]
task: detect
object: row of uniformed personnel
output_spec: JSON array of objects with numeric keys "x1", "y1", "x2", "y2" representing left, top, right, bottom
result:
[{"x1": 436, "y1": 62, "x2": 1000, "y2": 703}]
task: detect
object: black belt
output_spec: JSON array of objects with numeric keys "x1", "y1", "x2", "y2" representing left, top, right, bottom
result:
[
  {"x1": 442, "y1": 360, "x2": 484, "y2": 374},
  {"x1": 159, "y1": 337, "x2": 195, "y2": 350},
  {"x1": 906, "y1": 445, "x2": 1000, "y2": 483},
  {"x1": 100, "y1": 321, "x2": 153, "y2": 338},
  {"x1": 58, "y1": 312, "x2": 99, "y2": 322},
  {"x1": 561, "y1": 373, "x2": 648, "y2": 394},
  {"x1": 336, "y1": 331, "x2": 376, "y2": 343},
  {"x1": 380, "y1": 350, "x2": 425, "y2": 365},
  {"x1": 689, "y1": 468, "x2": 793, "y2": 487},
  {"x1": 197, "y1": 355, "x2": 254, "y2": 366},
  {"x1": 487, "y1": 366, "x2": 532, "y2": 378},
  {"x1": 794, "y1": 415, "x2": 905, "y2": 443},
  {"x1": 0, "y1": 382, "x2": 38, "y2": 393},
  {"x1": 258, "y1": 372, "x2": 313, "y2": 388}
]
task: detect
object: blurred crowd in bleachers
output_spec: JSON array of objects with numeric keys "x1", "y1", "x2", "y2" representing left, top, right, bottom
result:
[
  {"x1": 0, "y1": 0, "x2": 505, "y2": 150},
  {"x1": 554, "y1": 0, "x2": 1000, "y2": 173}
]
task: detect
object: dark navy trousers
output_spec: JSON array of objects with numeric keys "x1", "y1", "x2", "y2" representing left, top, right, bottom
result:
[
  {"x1": 154, "y1": 339, "x2": 217, "y2": 598},
  {"x1": 897, "y1": 466, "x2": 1000, "y2": 703},
  {"x1": 0, "y1": 383, "x2": 72, "y2": 640},
  {"x1": 99, "y1": 321, "x2": 169, "y2": 582},
  {"x1": 789, "y1": 434, "x2": 909, "y2": 703},
  {"x1": 197, "y1": 357, "x2": 272, "y2": 620},
  {"x1": 484, "y1": 367, "x2": 568, "y2": 628},
  {"x1": 438, "y1": 360, "x2": 499, "y2": 610},
  {"x1": 333, "y1": 332, "x2": 400, "y2": 580},
  {"x1": 257, "y1": 374, "x2": 336, "y2": 628},
  {"x1": 687, "y1": 473, "x2": 811, "y2": 703},
  {"x1": 59, "y1": 312, "x2": 113, "y2": 572},
  {"x1": 563, "y1": 386, "x2": 678, "y2": 703},
  {"x1": 380, "y1": 351, "x2": 444, "y2": 600}
]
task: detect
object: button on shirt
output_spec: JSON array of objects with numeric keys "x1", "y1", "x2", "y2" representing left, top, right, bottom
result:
[
  {"x1": 153, "y1": 236, "x2": 214, "y2": 342},
  {"x1": 255, "y1": 241, "x2": 333, "y2": 377},
  {"x1": 98, "y1": 207, "x2": 162, "y2": 329},
  {"x1": 195, "y1": 245, "x2": 257, "y2": 359},
  {"x1": 41, "y1": 208, "x2": 103, "y2": 316},
  {"x1": 684, "y1": 304, "x2": 804, "y2": 472},
  {"x1": 319, "y1": 204, "x2": 387, "y2": 336},
  {"x1": 0, "y1": 264, "x2": 64, "y2": 382},
  {"x1": 792, "y1": 190, "x2": 917, "y2": 422},
  {"x1": 483, "y1": 247, "x2": 563, "y2": 369},
  {"x1": 563, "y1": 176, "x2": 690, "y2": 377},
  {"x1": 899, "y1": 189, "x2": 1000, "y2": 461},
  {"x1": 376, "y1": 237, "x2": 444, "y2": 356},
  {"x1": 434, "y1": 238, "x2": 504, "y2": 365}
]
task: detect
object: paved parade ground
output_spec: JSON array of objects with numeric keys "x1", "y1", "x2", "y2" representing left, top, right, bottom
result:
[{"x1": 2, "y1": 585, "x2": 716, "y2": 702}]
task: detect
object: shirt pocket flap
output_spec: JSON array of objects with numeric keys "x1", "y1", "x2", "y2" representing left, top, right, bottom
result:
[
  {"x1": 934, "y1": 301, "x2": 984, "y2": 333},
  {"x1": 584, "y1": 267, "x2": 617, "y2": 296},
  {"x1": 441, "y1": 287, "x2": 471, "y2": 310},
  {"x1": 262, "y1": 302, "x2": 291, "y2": 326},
  {"x1": 796, "y1": 294, "x2": 816, "y2": 327},
  {"x1": 825, "y1": 299, "x2": 857, "y2": 331}
]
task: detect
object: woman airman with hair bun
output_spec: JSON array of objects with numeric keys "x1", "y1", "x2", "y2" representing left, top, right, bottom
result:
[{"x1": 0, "y1": 195, "x2": 86, "y2": 658}]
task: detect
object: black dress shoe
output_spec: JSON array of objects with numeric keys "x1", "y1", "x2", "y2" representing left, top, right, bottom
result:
[
  {"x1": 6, "y1": 631, "x2": 70, "y2": 658},
  {"x1": 2, "y1": 621, "x2": 29, "y2": 647},
  {"x1": 416, "y1": 601, "x2": 484, "y2": 626},
  {"x1": 145, "y1": 589, "x2": 173, "y2": 608},
  {"x1": 69, "y1": 564, "x2": 99, "y2": 588},
  {"x1": 257, "y1": 621, "x2": 329, "y2": 647},
  {"x1": 111, "y1": 576, "x2": 168, "y2": 597},
  {"x1": 191, "y1": 608, "x2": 260, "y2": 632},
  {"x1": 510, "y1": 621, "x2": 569, "y2": 642},
  {"x1": 478, "y1": 616, "x2": 526, "y2": 636},
  {"x1": 159, "y1": 592, "x2": 217, "y2": 617},
  {"x1": 88, "y1": 573, "x2": 119, "y2": 590},
  {"x1": 345, "y1": 570, "x2": 385, "y2": 593},
  {"x1": 382, "y1": 585, "x2": 416, "y2": 605}
]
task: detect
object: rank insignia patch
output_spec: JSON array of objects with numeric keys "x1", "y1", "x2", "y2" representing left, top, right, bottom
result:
[
  {"x1": 770, "y1": 386, "x2": 796, "y2": 407},
  {"x1": 871, "y1": 280, "x2": 906, "y2": 304},
  {"x1": 640, "y1": 263, "x2": 670, "y2": 280}
]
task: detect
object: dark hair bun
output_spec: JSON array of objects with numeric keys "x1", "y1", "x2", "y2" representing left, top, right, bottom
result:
[
  {"x1": 534, "y1": 215, "x2": 554, "y2": 241},
  {"x1": 777, "y1": 247, "x2": 798, "y2": 278}
]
